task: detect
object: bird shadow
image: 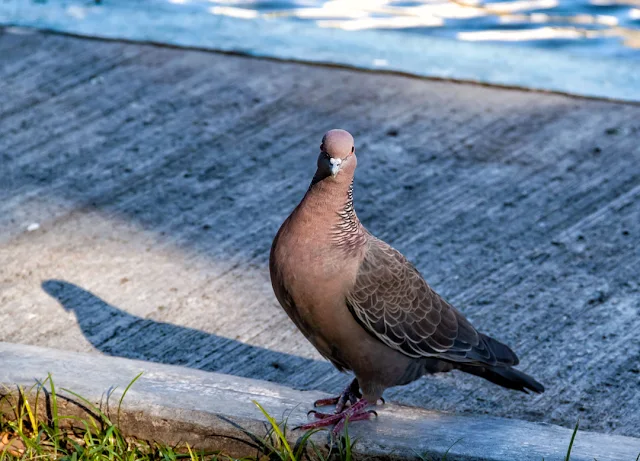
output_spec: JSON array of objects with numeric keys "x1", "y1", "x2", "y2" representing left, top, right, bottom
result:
[{"x1": 42, "y1": 279, "x2": 340, "y2": 393}]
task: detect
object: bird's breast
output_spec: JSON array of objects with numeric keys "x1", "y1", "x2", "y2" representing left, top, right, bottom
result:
[{"x1": 272, "y1": 222, "x2": 359, "y2": 341}]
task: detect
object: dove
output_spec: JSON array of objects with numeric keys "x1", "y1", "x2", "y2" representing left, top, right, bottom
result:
[{"x1": 269, "y1": 129, "x2": 543, "y2": 434}]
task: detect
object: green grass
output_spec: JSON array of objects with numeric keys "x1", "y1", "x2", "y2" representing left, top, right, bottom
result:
[
  {"x1": 0, "y1": 375, "x2": 347, "y2": 461},
  {"x1": 1, "y1": 375, "x2": 638, "y2": 461},
  {"x1": 0, "y1": 374, "x2": 207, "y2": 461}
]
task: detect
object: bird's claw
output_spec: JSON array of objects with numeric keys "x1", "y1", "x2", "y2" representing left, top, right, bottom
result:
[{"x1": 313, "y1": 397, "x2": 339, "y2": 408}]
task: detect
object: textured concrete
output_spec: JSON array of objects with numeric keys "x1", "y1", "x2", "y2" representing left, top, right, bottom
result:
[
  {"x1": 2, "y1": 342, "x2": 640, "y2": 461},
  {"x1": 1, "y1": 28, "x2": 639, "y2": 439}
]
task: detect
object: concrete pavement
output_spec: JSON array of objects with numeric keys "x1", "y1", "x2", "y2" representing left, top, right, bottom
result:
[{"x1": 1, "y1": 27, "x2": 639, "y2": 438}]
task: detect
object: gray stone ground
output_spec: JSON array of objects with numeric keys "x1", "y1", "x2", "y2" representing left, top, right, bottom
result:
[{"x1": 1, "y1": 28, "x2": 639, "y2": 437}]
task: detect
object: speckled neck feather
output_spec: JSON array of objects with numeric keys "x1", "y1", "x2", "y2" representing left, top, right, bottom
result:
[{"x1": 331, "y1": 181, "x2": 368, "y2": 255}]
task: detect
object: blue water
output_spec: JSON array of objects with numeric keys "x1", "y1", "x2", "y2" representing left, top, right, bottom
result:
[
  {"x1": 3, "y1": 0, "x2": 640, "y2": 100},
  {"x1": 207, "y1": 0, "x2": 640, "y2": 59}
]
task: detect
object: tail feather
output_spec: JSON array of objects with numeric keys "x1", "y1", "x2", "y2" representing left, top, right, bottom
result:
[
  {"x1": 458, "y1": 364, "x2": 545, "y2": 394},
  {"x1": 480, "y1": 333, "x2": 519, "y2": 366}
]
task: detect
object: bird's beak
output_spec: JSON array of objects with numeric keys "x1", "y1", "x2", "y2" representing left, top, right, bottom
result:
[{"x1": 330, "y1": 158, "x2": 342, "y2": 177}]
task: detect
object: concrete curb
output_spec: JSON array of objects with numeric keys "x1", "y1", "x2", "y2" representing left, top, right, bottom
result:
[{"x1": 1, "y1": 342, "x2": 639, "y2": 460}]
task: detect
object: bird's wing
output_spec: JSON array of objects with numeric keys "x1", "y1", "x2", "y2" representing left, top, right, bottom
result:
[{"x1": 346, "y1": 238, "x2": 518, "y2": 366}]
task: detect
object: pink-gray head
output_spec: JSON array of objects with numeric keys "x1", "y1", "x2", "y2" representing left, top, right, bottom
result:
[{"x1": 316, "y1": 129, "x2": 356, "y2": 180}]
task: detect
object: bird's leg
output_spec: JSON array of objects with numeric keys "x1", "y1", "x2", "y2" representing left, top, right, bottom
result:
[
  {"x1": 313, "y1": 378, "x2": 361, "y2": 412},
  {"x1": 297, "y1": 398, "x2": 376, "y2": 435}
]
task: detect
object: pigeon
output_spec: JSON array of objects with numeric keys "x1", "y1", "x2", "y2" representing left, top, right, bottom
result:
[{"x1": 269, "y1": 129, "x2": 544, "y2": 434}]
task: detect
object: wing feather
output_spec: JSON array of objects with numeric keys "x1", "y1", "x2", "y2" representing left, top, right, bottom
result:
[{"x1": 346, "y1": 238, "x2": 517, "y2": 366}]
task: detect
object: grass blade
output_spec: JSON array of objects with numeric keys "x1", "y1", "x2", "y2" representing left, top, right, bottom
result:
[
  {"x1": 44, "y1": 373, "x2": 60, "y2": 457},
  {"x1": 565, "y1": 420, "x2": 579, "y2": 461},
  {"x1": 21, "y1": 388, "x2": 38, "y2": 432},
  {"x1": 294, "y1": 428, "x2": 320, "y2": 460},
  {"x1": 117, "y1": 372, "x2": 143, "y2": 427},
  {"x1": 342, "y1": 418, "x2": 352, "y2": 461},
  {"x1": 45, "y1": 374, "x2": 59, "y2": 437},
  {"x1": 252, "y1": 401, "x2": 295, "y2": 461},
  {"x1": 441, "y1": 437, "x2": 462, "y2": 461},
  {"x1": 60, "y1": 387, "x2": 112, "y2": 426}
]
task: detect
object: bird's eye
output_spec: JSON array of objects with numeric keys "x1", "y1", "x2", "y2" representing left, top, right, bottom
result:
[{"x1": 351, "y1": 146, "x2": 354, "y2": 153}]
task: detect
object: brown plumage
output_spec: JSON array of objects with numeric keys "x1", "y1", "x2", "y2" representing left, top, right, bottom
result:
[{"x1": 269, "y1": 129, "x2": 543, "y2": 433}]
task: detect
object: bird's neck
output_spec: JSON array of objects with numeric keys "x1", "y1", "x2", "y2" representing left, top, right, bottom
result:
[{"x1": 303, "y1": 176, "x2": 367, "y2": 255}]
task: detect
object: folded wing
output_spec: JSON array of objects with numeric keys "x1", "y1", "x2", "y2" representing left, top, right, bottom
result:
[{"x1": 346, "y1": 238, "x2": 518, "y2": 367}]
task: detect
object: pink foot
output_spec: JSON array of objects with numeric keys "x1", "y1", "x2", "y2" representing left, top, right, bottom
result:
[{"x1": 297, "y1": 399, "x2": 376, "y2": 436}]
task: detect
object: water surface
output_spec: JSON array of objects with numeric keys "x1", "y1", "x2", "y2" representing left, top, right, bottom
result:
[
  {"x1": 3, "y1": 0, "x2": 640, "y2": 99},
  {"x1": 206, "y1": 0, "x2": 640, "y2": 59}
]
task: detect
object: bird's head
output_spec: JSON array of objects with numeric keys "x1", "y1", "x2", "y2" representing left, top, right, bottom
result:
[{"x1": 315, "y1": 129, "x2": 356, "y2": 181}]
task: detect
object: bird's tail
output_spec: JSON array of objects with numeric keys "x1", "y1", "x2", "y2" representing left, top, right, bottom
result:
[
  {"x1": 481, "y1": 333, "x2": 520, "y2": 366},
  {"x1": 458, "y1": 364, "x2": 545, "y2": 394}
]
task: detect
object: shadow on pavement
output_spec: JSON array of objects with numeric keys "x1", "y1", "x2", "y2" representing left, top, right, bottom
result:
[{"x1": 42, "y1": 279, "x2": 341, "y2": 394}]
